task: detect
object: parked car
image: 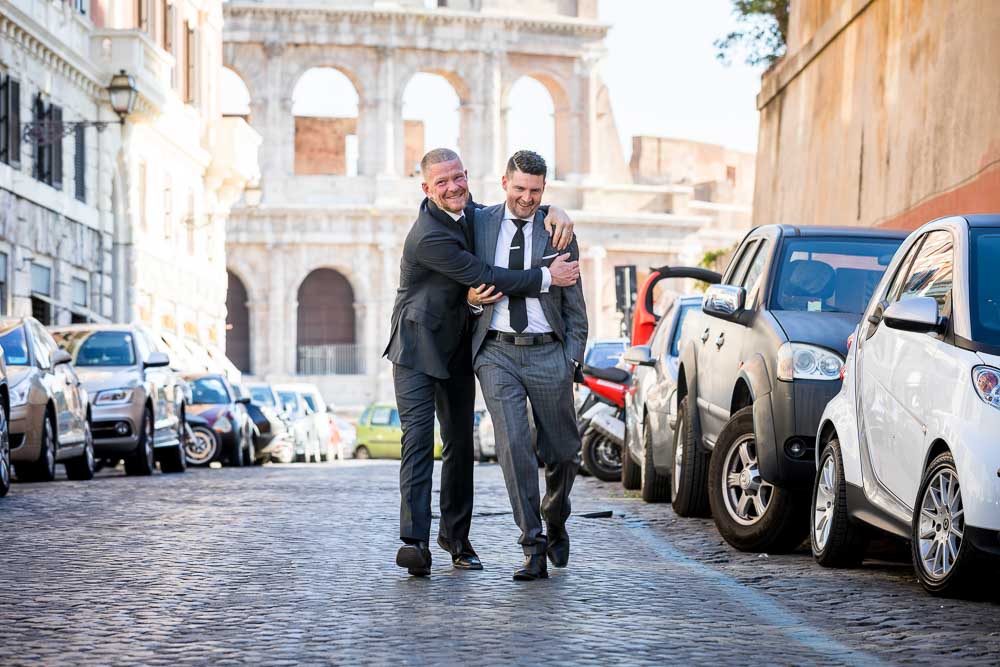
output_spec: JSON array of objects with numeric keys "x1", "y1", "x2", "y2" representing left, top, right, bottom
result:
[
  {"x1": 284, "y1": 383, "x2": 334, "y2": 461},
  {"x1": 0, "y1": 317, "x2": 94, "y2": 482},
  {"x1": 274, "y1": 385, "x2": 322, "y2": 463},
  {"x1": 474, "y1": 409, "x2": 496, "y2": 463},
  {"x1": 0, "y1": 352, "x2": 10, "y2": 497},
  {"x1": 183, "y1": 373, "x2": 255, "y2": 466},
  {"x1": 50, "y1": 324, "x2": 187, "y2": 475},
  {"x1": 247, "y1": 382, "x2": 294, "y2": 463},
  {"x1": 584, "y1": 338, "x2": 629, "y2": 369},
  {"x1": 812, "y1": 215, "x2": 1000, "y2": 596},
  {"x1": 673, "y1": 225, "x2": 906, "y2": 552},
  {"x1": 355, "y1": 402, "x2": 442, "y2": 459},
  {"x1": 332, "y1": 416, "x2": 357, "y2": 461}
]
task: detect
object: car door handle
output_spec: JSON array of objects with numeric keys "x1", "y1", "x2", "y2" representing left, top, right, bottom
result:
[
  {"x1": 701, "y1": 328, "x2": 711, "y2": 343},
  {"x1": 715, "y1": 333, "x2": 725, "y2": 349}
]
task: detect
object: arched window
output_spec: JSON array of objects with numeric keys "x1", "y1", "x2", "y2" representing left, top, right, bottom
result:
[
  {"x1": 225, "y1": 271, "x2": 251, "y2": 373},
  {"x1": 220, "y1": 67, "x2": 252, "y2": 119},
  {"x1": 296, "y1": 269, "x2": 359, "y2": 375},
  {"x1": 401, "y1": 72, "x2": 461, "y2": 177},
  {"x1": 292, "y1": 67, "x2": 361, "y2": 176},
  {"x1": 506, "y1": 76, "x2": 556, "y2": 178}
]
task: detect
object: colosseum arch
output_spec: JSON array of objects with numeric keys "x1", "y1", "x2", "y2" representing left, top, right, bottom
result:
[
  {"x1": 291, "y1": 66, "x2": 364, "y2": 177},
  {"x1": 225, "y1": 269, "x2": 252, "y2": 373},
  {"x1": 502, "y1": 70, "x2": 573, "y2": 180},
  {"x1": 220, "y1": 66, "x2": 253, "y2": 120},
  {"x1": 399, "y1": 70, "x2": 469, "y2": 176},
  {"x1": 295, "y1": 268, "x2": 359, "y2": 375}
]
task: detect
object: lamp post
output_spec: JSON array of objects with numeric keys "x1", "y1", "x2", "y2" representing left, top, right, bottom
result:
[{"x1": 22, "y1": 70, "x2": 138, "y2": 145}]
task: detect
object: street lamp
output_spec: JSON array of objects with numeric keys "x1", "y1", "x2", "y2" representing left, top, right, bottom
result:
[{"x1": 22, "y1": 70, "x2": 138, "y2": 145}]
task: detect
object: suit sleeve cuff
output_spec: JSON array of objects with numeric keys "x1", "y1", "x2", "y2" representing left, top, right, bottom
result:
[
  {"x1": 540, "y1": 267, "x2": 552, "y2": 293},
  {"x1": 467, "y1": 300, "x2": 484, "y2": 315}
]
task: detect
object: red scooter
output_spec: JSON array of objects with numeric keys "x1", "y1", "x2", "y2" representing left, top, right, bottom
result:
[{"x1": 577, "y1": 365, "x2": 630, "y2": 481}]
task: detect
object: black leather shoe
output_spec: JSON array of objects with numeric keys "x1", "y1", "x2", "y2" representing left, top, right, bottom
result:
[
  {"x1": 547, "y1": 524, "x2": 570, "y2": 568},
  {"x1": 396, "y1": 542, "x2": 432, "y2": 577},
  {"x1": 437, "y1": 536, "x2": 483, "y2": 570},
  {"x1": 512, "y1": 553, "x2": 549, "y2": 581}
]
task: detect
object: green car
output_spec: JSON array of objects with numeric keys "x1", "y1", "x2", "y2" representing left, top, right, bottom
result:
[{"x1": 354, "y1": 403, "x2": 442, "y2": 460}]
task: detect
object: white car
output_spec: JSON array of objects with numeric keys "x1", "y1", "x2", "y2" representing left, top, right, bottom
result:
[{"x1": 812, "y1": 215, "x2": 1000, "y2": 596}]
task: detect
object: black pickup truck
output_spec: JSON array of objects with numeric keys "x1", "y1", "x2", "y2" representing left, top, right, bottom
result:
[{"x1": 672, "y1": 224, "x2": 906, "y2": 552}]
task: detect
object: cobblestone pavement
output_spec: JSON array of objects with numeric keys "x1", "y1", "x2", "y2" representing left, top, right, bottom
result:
[{"x1": 1, "y1": 461, "x2": 998, "y2": 666}]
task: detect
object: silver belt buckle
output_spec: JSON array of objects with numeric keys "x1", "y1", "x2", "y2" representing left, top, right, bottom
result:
[{"x1": 513, "y1": 335, "x2": 534, "y2": 346}]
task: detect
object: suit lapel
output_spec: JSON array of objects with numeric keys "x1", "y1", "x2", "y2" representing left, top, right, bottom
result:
[
  {"x1": 531, "y1": 209, "x2": 548, "y2": 268},
  {"x1": 484, "y1": 205, "x2": 503, "y2": 267}
]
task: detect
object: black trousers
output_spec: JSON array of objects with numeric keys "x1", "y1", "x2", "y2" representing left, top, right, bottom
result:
[{"x1": 393, "y1": 364, "x2": 475, "y2": 546}]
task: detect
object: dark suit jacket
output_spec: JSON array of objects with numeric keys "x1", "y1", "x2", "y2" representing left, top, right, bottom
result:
[
  {"x1": 469, "y1": 204, "x2": 588, "y2": 368},
  {"x1": 383, "y1": 198, "x2": 547, "y2": 380}
]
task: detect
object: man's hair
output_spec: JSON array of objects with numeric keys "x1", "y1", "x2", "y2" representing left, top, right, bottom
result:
[
  {"x1": 506, "y1": 150, "x2": 547, "y2": 179},
  {"x1": 420, "y1": 148, "x2": 461, "y2": 177}
]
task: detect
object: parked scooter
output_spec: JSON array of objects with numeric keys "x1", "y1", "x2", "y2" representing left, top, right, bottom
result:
[{"x1": 577, "y1": 364, "x2": 630, "y2": 482}]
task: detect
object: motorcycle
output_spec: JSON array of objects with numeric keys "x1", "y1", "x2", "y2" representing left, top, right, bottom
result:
[{"x1": 577, "y1": 364, "x2": 630, "y2": 482}]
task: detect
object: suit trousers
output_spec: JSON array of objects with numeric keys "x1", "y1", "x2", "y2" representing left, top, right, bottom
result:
[
  {"x1": 474, "y1": 339, "x2": 580, "y2": 555},
  {"x1": 393, "y1": 364, "x2": 475, "y2": 547}
]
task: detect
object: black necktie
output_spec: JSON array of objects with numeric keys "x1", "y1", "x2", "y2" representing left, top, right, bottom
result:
[
  {"x1": 458, "y1": 214, "x2": 473, "y2": 250},
  {"x1": 508, "y1": 220, "x2": 529, "y2": 333}
]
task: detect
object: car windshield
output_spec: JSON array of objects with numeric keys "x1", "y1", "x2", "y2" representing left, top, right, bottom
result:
[
  {"x1": 970, "y1": 230, "x2": 1000, "y2": 347},
  {"x1": 585, "y1": 342, "x2": 625, "y2": 368},
  {"x1": 53, "y1": 330, "x2": 136, "y2": 367},
  {"x1": 770, "y1": 238, "x2": 901, "y2": 313},
  {"x1": 302, "y1": 394, "x2": 318, "y2": 412},
  {"x1": 249, "y1": 386, "x2": 276, "y2": 407},
  {"x1": 278, "y1": 391, "x2": 301, "y2": 415},
  {"x1": 190, "y1": 377, "x2": 230, "y2": 404},
  {"x1": 0, "y1": 324, "x2": 29, "y2": 366}
]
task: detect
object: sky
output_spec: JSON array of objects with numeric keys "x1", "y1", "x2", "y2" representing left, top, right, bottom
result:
[{"x1": 222, "y1": 0, "x2": 764, "y2": 165}]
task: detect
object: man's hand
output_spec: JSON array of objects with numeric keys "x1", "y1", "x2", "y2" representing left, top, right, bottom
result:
[
  {"x1": 468, "y1": 284, "x2": 504, "y2": 306},
  {"x1": 543, "y1": 206, "x2": 574, "y2": 251},
  {"x1": 549, "y1": 253, "x2": 580, "y2": 287}
]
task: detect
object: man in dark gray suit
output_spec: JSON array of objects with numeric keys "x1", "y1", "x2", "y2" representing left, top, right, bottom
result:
[{"x1": 468, "y1": 150, "x2": 589, "y2": 581}]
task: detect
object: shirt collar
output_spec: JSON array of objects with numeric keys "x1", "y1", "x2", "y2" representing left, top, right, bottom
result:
[
  {"x1": 503, "y1": 205, "x2": 533, "y2": 224},
  {"x1": 442, "y1": 207, "x2": 464, "y2": 222}
]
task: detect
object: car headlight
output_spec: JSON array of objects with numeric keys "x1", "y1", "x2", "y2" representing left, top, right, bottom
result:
[
  {"x1": 972, "y1": 366, "x2": 1000, "y2": 410},
  {"x1": 776, "y1": 343, "x2": 843, "y2": 381},
  {"x1": 213, "y1": 416, "x2": 233, "y2": 434},
  {"x1": 10, "y1": 380, "x2": 30, "y2": 407},
  {"x1": 95, "y1": 389, "x2": 134, "y2": 405}
]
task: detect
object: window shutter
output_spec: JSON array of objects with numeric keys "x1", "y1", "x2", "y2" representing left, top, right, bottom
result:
[
  {"x1": 52, "y1": 105, "x2": 63, "y2": 190},
  {"x1": 33, "y1": 95, "x2": 44, "y2": 181},
  {"x1": 8, "y1": 79, "x2": 20, "y2": 168},
  {"x1": 74, "y1": 125, "x2": 86, "y2": 202},
  {"x1": 0, "y1": 76, "x2": 8, "y2": 164}
]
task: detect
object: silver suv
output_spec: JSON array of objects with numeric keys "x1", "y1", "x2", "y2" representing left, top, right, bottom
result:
[{"x1": 50, "y1": 324, "x2": 187, "y2": 475}]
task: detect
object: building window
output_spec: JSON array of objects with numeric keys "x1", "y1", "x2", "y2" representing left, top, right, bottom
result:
[
  {"x1": 32, "y1": 97, "x2": 63, "y2": 189},
  {"x1": 161, "y1": 0, "x2": 172, "y2": 51},
  {"x1": 71, "y1": 277, "x2": 88, "y2": 324},
  {"x1": 184, "y1": 23, "x2": 196, "y2": 104},
  {"x1": 0, "y1": 252, "x2": 7, "y2": 316},
  {"x1": 139, "y1": 160, "x2": 148, "y2": 231},
  {"x1": 74, "y1": 125, "x2": 86, "y2": 202},
  {"x1": 726, "y1": 165, "x2": 737, "y2": 185},
  {"x1": 0, "y1": 75, "x2": 22, "y2": 167},
  {"x1": 74, "y1": 0, "x2": 88, "y2": 15},
  {"x1": 30, "y1": 263, "x2": 52, "y2": 325},
  {"x1": 137, "y1": 0, "x2": 148, "y2": 31}
]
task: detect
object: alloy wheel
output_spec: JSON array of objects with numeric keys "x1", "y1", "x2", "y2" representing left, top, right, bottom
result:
[
  {"x1": 721, "y1": 435, "x2": 773, "y2": 526},
  {"x1": 0, "y1": 429, "x2": 10, "y2": 492},
  {"x1": 813, "y1": 453, "x2": 836, "y2": 550},
  {"x1": 44, "y1": 419, "x2": 56, "y2": 477},
  {"x1": 186, "y1": 428, "x2": 217, "y2": 465},
  {"x1": 143, "y1": 416, "x2": 155, "y2": 469},
  {"x1": 917, "y1": 468, "x2": 965, "y2": 580},
  {"x1": 593, "y1": 436, "x2": 621, "y2": 474}
]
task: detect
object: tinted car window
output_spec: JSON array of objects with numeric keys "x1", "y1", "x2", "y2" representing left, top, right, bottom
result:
[
  {"x1": 896, "y1": 230, "x2": 953, "y2": 317},
  {"x1": 0, "y1": 325, "x2": 29, "y2": 366},
  {"x1": 59, "y1": 331, "x2": 137, "y2": 367},
  {"x1": 371, "y1": 407, "x2": 393, "y2": 426},
  {"x1": 585, "y1": 342, "x2": 625, "y2": 368},
  {"x1": 390, "y1": 409, "x2": 401, "y2": 427},
  {"x1": 29, "y1": 322, "x2": 52, "y2": 369},
  {"x1": 726, "y1": 240, "x2": 759, "y2": 285},
  {"x1": 740, "y1": 241, "x2": 770, "y2": 306},
  {"x1": 670, "y1": 303, "x2": 699, "y2": 358},
  {"x1": 970, "y1": 230, "x2": 1000, "y2": 347},
  {"x1": 191, "y1": 377, "x2": 230, "y2": 404},
  {"x1": 249, "y1": 386, "x2": 276, "y2": 406},
  {"x1": 770, "y1": 238, "x2": 900, "y2": 313}
]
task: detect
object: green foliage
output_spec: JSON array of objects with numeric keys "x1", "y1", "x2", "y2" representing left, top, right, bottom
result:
[
  {"x1": 714, "y1": 0, "x2": 790, "y2": 68},
  {"x1": 695, "y1": 244, "x2": 738, "y2": 292}
]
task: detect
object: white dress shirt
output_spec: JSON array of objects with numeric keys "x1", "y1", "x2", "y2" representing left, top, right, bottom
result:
[{"x1": 489, "y1": 205, "x2": 554, "y2": 334}]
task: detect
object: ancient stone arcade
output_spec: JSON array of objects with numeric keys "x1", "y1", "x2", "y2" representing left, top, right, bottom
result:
[{"x1": 222, "y1": 0, "x2": 752, "y2": 408}]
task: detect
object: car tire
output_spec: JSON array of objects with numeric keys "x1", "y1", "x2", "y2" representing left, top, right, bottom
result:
[
  {"x1": 640, "y1": 418, "x2": 670, "y2": 503},
  {"x1": 707, "y1": 406, "x2": 807, "y2": 553},
  {"x1": 185, "y1": 426, "x2": 218, "y2": 466},
  {"x1": 0, "y1": 402, "x2": 12, "y2": 497},
  {"x1": 125, "y1": 407, "x2": 156, "y2": 476},
  {"x1": 354, "y1": 445, "x2": 370, "y2": 460},
  {"x1": 246, "y1": 434, "x2": 256, "y2": 467},
  {"x1": 910, "y1": 452, "x2": 981, "y2": 597},
  {"x1": 811, "y1": 438, "x2": 868, "y2": 567},
  {"x1": 581, "y1": 426, "x2": 621, "y2": 482},
  {"x1": 229, "y1": 431, "x2": 245, "y2": 467},
  {"x1": 159, "y1": 439, "x2": 187, "y2": 474},
  {"x1": 17, "y1": 411, "x2": 57, "y2": 483},
  {"x1": 671, "y1": 397, "x2": 711, "y2": 517},
  {"x1": 65, "y1": 419, "x2": 96, "y2": 481},
  {"x1": 621, "y1": 420, "x2": 641, "y2": 491}
]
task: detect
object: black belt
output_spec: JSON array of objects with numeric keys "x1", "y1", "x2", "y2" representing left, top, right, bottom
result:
[{"x1": 486, "y1": 331, "x2": 557, "y2": 346}]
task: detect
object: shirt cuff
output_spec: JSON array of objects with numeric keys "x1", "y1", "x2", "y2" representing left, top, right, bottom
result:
[
  {"x1": 540, "y1": 267, "x2": 552, "y2": 293},
  {"x1": 467, "y1": 300, "x2": 484, "y2": 315}
]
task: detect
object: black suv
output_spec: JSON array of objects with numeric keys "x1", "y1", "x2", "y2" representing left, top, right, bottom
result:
[{"x1": 672, "y1": 225, "x2": 906, "y2": 552}]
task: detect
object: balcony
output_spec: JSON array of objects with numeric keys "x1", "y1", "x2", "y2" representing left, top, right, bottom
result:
[
  {"x1": 90, "y1": 29, "x2": 174, "y2": 112},
  {"x1": 206, "y1": 117, "x2": 263, "y2": 210}
]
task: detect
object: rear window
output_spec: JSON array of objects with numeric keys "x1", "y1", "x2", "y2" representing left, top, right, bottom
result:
[
  {"x1": 249, "y1": 386, "x2": 276, "y2": 407},
  {"x1": 53, "y1": 330, "x2": 136, "y2": 367},
  {"x1": 585, "y1": 342, "x2": 625, "y2": 368},
  {"x1": 0, "y1": 325, "x2": 29, "y2": 366},
  {"x1": 770, "y1": 238, "x2": 900, "y2": 314},
  {"x1": 970, "y1": 230, "x2": 1000, "y2": 347},
  {"x1": 191, "y1": 377, "x2": 230, "y2": 405}
]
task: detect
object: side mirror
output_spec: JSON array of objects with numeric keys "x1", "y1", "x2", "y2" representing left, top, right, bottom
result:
[
  {"x1": 144, "y1": 352, "x2": 170, "y2": 368},
  {"x1": 237, "y1": 396, "x2": 252, "y2": 405},
  {"x1": 703, "y1": 284, "x2": 747, "y2": 322},
  {"x1": 52, "y1": 349, "x2": 72, "y2": 366},
  {"x1": 883, "y1": 296, "x2": 942, "y2": 334},
  {"x1": 623, "y1": 345, "x2": 655, "y2": 367}
]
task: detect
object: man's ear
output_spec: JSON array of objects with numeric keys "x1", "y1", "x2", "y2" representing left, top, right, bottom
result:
[
  {"x1": 421, "y1": 182, "x2": 430, "y2": 196},
  {"x1": 501, "y1": 175, "x2": 508, "y2": 192}
]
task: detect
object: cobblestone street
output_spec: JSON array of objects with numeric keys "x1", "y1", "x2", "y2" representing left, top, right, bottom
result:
[{"x1": 2, "y1": 461, "x2": 999, "y2": 665}]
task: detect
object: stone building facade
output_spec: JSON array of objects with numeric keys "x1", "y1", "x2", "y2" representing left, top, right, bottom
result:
[
  {"x1": 754, "y1": 0, "x2": 1000, "y2": 231},
  {"x1": 222, "y1": 0, "x2": 753, "y2": 407}
]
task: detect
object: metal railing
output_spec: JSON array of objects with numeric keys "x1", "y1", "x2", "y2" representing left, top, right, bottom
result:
[{"x1": 297, "y1": 344, "x2": 366, "y2": 375}]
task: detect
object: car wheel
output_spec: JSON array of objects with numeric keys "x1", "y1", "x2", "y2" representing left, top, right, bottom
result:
[
  {"x1": 0, "y1": 402, "x2": 11, "y2": 497},
  {"x1": 17, "y1": 411, "x2": 57, "y2": 483},
  {"x1": 246, "y1": 434, "x2": 256, "y2": 467},
  {"x1": 621, "y1": 419, "x2": 641, "y2": 491},
  {"x1": 124, "y1": 407, "x2": 156, "y2": 476},
  {"x1": 185, "y1": 427, "x2": 218, "y2": 466},
  {"x1": 66, "y1": 419, "x2": 96, "y2": 481},
  {"x1": 670, "y1": 396, "x2": 710, "y2": 517},
  {"x1": 640, "y1": 417, "x2": 670, "y2": 503},
  {"x1": 159, "y1": 437, "x2": 187, "y2": 474},
  {"x1": 581, "y1": 426, "x2": 621, "y2": 482},
  {"x1": 708, "y1": 406, "x2": 807, "y2": 553},
  {"x1": 811, "y1": 438, "x2": 868, "y2": 567},
  {"x1": 354, "y1": 445, "x2": 371, "y2": 460},
  {"x1": 911, "y1": 452, "x2": 981, "y2": 597},
  {"x1": 229, "y1": 430, "x2": 245, "y2": 467}
]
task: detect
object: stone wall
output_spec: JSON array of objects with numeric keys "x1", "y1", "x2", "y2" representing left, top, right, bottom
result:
[{"x1": 631, "y1": 136, "x2": 755, "y2": 205}]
